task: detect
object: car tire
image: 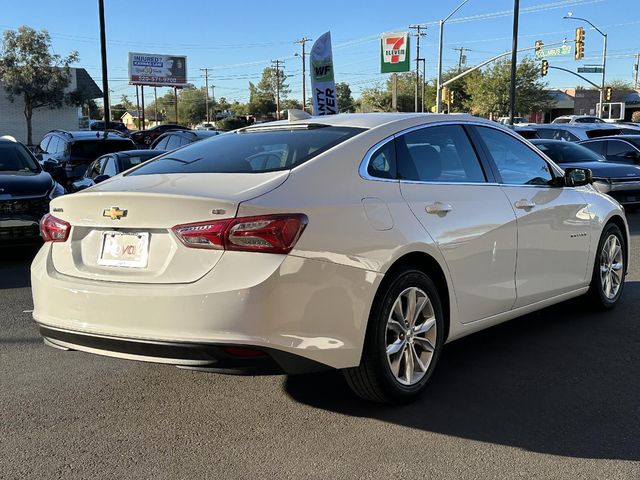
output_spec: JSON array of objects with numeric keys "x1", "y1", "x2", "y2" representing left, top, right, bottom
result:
[
  {"x1": 343, "y1": 269, "x2": 444, "y2": 404},
  {"x1": 586, "y1": 222, "x2": 626, "y2": 310}
]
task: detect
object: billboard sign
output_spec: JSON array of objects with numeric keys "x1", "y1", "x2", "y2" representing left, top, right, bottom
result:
[
  {"x1": 128, "y1": 53, "x2": 187, "y2": 87},
  {"x1": 381, "y1": 32, "x2": 410, "y2": 73}
]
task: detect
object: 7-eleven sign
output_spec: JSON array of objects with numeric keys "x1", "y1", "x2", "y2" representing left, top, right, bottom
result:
[{"x1": 381, "y1": 32, "x2": 410, "y2": 73}]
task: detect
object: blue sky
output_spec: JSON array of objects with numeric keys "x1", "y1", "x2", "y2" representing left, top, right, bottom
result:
[{"x1": 1, "y1": 0, "x2": 638, "y2": 105}]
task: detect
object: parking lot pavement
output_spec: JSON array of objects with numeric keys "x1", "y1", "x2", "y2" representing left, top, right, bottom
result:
[{"x1": 1, "y1": 217, "x2": 640, "y2": 480}]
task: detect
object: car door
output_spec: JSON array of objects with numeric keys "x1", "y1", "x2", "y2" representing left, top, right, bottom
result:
[
  {"x1": 471, "y1": 125, "x2": 592, "y2": 308},
  {"x1": 397, "y1": 123, "x2": 518, "y2": 323}
]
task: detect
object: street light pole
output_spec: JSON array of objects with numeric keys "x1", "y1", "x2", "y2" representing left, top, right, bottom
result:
[
  {"x1": 509, "y1": 0, "x2": 520, "y2": 126},
  {"x1": 563, "y1": 14, "x2": 607, "y2": 117},
  {"x1": 436, "y1": 0, "x2": 470, "y2": 113},
  {"x1": 97, "y1": 0, "x2": 110, "y2": 131}
]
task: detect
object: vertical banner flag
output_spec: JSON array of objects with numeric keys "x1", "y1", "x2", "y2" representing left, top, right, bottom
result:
[
  {"x1": 380, "y1": 32, "x2": 410, "y2": 73},
  {"x1": 310, "y1": 32, "x2": 338, "y2": 115}
]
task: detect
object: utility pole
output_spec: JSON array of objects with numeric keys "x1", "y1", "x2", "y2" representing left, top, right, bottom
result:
[
  {"x1": 174, "y1": 87, "x2": 179, "y2": 124},
  {"x1": 454, "y1": 47, "x2": 469, "y2": 71},
  {"x1": 200, "y1": 68, "x2": 210, "y2": 123},
  {"x1": 509, "y1": 0, "x2": 520, "y2": 125},
  {"x1": 295, "y1": 37, "x2": 311, "y2": 111},
  {"x1": 140, "y1": 85, "x2": 145, "y2": 130},
  {"x1": 409, "y1": 25, "x2": 427, "y2": 113},
  {"x1": 634, "y1": 53, "x2": 640, "y2": 90},
  {"x1": 419, "y1": 58, "x2": 426, "y2": 112},
  {"x1": 271, "y1": 60, "x2": 284, "y2": 120},
  {"x1": 210, "y1": 85, "x2": 216, "y2": 122},
  {"x1": 97, "y1": 0, "x2": 110, "y2": 132}
]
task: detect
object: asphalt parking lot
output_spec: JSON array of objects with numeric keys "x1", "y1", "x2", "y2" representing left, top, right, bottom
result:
[{"x1": 1, "y1": 215, "x2": 640, "y2": 480}]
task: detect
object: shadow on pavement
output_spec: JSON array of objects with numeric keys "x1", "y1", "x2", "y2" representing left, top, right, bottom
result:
[
  {"x1": 0, "y1": 243, "x2": 41, "y2": 289},
  {"x1": 285, "y1": 282, "x2": 640, "y2": 461}
]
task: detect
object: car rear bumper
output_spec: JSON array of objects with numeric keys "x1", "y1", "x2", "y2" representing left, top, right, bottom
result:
[
  {"x1": 0, "y1": 217, "x2": 42, "y2": 241},
  {"x1": 31, "y1": 244, "x2": 380, "y2": 371}
]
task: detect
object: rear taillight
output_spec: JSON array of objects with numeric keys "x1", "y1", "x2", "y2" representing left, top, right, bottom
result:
[
  {"x1": 40, "y1": 213, "x2": 71, "y2": 242},
  {"x1": 172, "y1": 214, "x2": 308, "y2": 254}
]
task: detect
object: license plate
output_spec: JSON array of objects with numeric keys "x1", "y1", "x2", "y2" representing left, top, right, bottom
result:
[{"x1": 98, "y1": 231, "x2": 149, "y2": 268}]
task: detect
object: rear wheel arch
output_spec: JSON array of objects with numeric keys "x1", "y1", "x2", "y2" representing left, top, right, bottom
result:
[{"x1": 376, "y1": 252, "x2": 451, "y2": 342}]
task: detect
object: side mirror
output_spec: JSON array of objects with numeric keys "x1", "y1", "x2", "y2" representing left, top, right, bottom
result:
[
  {"x1": 564, "y1": 167, "x2": 593, "y2": 187},
  {"x1": 94, "y1": 174, "x2": 110, "y2": 184}
]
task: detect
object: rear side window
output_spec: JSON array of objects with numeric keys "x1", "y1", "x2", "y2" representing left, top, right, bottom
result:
[
  {"x1": 70, "y1": 140, "x2": 134, "y2": 159},
  {"x1": 129, "y1": 126, "x2": 364, "y2": 175},
  {"x1": 164, "y1": 134, "x2": 182, "y2": 150},
  {"x1": 119, "y1": 154, "x2": 154, "y2": 172},
  {"x1": 396, "y1": 125, "x2": 485, "y2": 183},
  {"x1": 367, "y1": 140, "x2": 396, "y2": 179}
]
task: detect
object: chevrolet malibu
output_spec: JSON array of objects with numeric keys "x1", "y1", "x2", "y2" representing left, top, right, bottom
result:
[{"x1": 31, "y1": 113, "x2": 629, "y2": 403}]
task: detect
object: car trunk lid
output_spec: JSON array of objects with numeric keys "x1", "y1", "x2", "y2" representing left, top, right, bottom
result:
[{"x1": 48, "y1": 171, "x2": 289, "y2": 283}]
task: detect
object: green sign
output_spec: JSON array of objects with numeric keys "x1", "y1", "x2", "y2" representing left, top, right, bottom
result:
[
  {"x1": 381, "y1": 32, "x2": 410, "y2": 73},
  {"x1": 578, "y1": 66, "x2": 604, "y2": 73},
  {"x1": 535, "y1": 44, "x2": 572, "y2": 59}
]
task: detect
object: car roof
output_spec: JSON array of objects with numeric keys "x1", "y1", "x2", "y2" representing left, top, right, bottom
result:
[
  {"x1": 47, "y1": 130, "x2": 131, "y2": 140},
  {"x1": 109, "y1": 149, "x2": 159, "y2": 158},
  {"x1": 243, "y1": 112, "x2": 490, "y2": 131},
  {"x1": 532, "y1": 123, "x2": 618, "y2": 130},
  {"x1": 581, "y1": 135, "x2": 640, "y2": 142}
]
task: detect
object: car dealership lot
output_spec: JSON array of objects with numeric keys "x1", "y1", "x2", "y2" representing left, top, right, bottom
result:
[{"x1": 1, "y1": 216, "x2": 639, "y2": 479}]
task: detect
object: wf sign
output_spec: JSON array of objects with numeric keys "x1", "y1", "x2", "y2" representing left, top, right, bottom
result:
[{"x1": 381, "y1": 32, "x2": 410, "y2": 73}]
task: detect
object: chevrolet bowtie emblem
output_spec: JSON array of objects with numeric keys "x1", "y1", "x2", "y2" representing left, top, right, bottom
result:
[{"x1": 103, "y1": 206, "x2": 127, "y2": 220}]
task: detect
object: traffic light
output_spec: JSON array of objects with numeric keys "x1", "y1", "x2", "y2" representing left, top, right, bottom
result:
[
  {"x1": 535, "y1": 40, "x2": 544, "y2": 52},
  {"x1": 575, "y1": 27, "x2": 585, "y2": 60},
  {"x1": 541, "y1": 59, "x2": 549, "y2": 76},
  {"x1": 605, "y1": 86, "x2": 612, "y2": 101},
  {"x1": 442, "y1": 86, "x2": 449, "y2": 104},
  {"x1": 449, "y1": 90, "x2": 455, "y2": 104}
]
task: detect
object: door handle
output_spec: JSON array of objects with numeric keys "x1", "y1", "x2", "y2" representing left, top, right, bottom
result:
[
  {"x1": 425, "y1": 202, "x2": 453, "y2": 214},
  {"x1": 514, "y1": 199, "x2": 536, "y2": 210}
]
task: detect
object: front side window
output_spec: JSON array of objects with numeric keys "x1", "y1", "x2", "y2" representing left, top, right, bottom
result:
[
  {"x1": 164, "y1": 135, "x2": 182, "y2": 150},
  {"x1": 396, "y1": 125, "x2": 485, "y2": 183},
  {"x1": 475, "y1": 126, "x2": 554, "y2": 186},
  {"x1": 129, "y1": 126, "x2": 364, "y2": 175},
  {"x1": 39, "y1": 136, "x2": 51, "y2": 153},
  {"x1": 605, "y1": 141, "x2": 638, "y2": 163},
  {"x1": 0, "y1": 143, "x2": 40, "y2": 173},
  {"x1": 581, "y1": 140, "x2": 605, "y2": 156}
]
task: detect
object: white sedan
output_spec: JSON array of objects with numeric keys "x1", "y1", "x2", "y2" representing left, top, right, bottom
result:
[{"x1": 32, "y1": 113, "x2": 629, "y2": 403}]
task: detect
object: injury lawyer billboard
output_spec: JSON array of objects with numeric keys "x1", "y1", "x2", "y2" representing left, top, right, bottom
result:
[{"x1": 128, "y1": 53, "x2": 187, "y2": 87}]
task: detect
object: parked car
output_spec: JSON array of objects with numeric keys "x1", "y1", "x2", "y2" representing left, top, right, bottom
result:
[
  {"x1": 579, "y1": 135, "x2": 640, "y2": 165},
  {"x1": 497, "y1": 116, "x2": 528, "y2": 125},
  {"x1": 511, "y1": 126, "x2": 540, "y2": 139},
  {"x1": 531, "y1": 139, "x2": 640, "y2": 207},
  {"x1": 71, "y1": 150, "x2": 165, "y2": 192},
  {"x1": 35, "y1": 130, "x2": 136, "y2": 185},
  {"x1": 150, "y1": 129, "x2": 219, "y2": 150},
  {"x1": 552, "y1": 115, "x2": 606, "y2": 124},
  {"x1": 32, "y1": 113, "x2": 628, "y2": 404},
  {"x1": 528, "y1": 123, "x2": 640, "y2": 141},
  {"x1": 0, "y1": 136, "x2": 64, "y2": 242},
  {"x1": 129, "y1": 124, "x2": 190, "y2": 146},
  {"x1": 89, "y1": 120, "x2": 129, "y2": 134}
]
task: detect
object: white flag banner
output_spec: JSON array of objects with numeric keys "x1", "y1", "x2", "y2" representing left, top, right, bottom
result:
[{"x1": 310, "y1": 32, "x2": 338, "y2": 116}]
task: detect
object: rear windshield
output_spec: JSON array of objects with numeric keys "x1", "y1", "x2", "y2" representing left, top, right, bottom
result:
[
  {"x1": 586, "y1": 129, "x2": 623, "y2": 139},
  {"x1": 128, "y1": 126, "x2": 364, "y2": 175},
  {"x1": 70, "y1": 139, "x2": 134, "y2": 159}
]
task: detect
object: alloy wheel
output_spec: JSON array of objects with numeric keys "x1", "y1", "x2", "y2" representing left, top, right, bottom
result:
[
  {"x1": 600, "y1": 234, "x2": 624, "y2": 300},
  {"x1": 385, "y1": 287, "x2": 437, "y2": 386}
]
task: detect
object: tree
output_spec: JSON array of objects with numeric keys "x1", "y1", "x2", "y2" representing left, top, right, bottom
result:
[
  {"x1": 336, "y1": 82, "x2": 355, "y2": 113},
  {"x1": 466, "y1": 58, "x2": 552, "y2": 117},
  {"x1": 177, "y1": 86, "x2": 207, "y2": 126},
  {"x1": 247, "y1": 67, "x2": 290, "y2": 115},
  {"x1": 0, "y1": 26, "x2": 78, "y2": 144}
]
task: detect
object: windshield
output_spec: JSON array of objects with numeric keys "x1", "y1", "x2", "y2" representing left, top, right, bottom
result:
[
  {"x1": 552, "y1": 118, "x2": 571, "y2": 123},
  {"x1": 70, "y1": 140, "x2": 134, "y2": 159},
  {"x1": 534, "y1": 141, "x2": 604, "y2": 163},
  {"x1": 574, "y1": 117, "x2": 605, "y2": 123},
  {"x1": 0, "y1": 143, "x2": 40, "y2": 173},
  {"x1": 128, "y1": 126, "x2": 365, "y2": 175}
]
